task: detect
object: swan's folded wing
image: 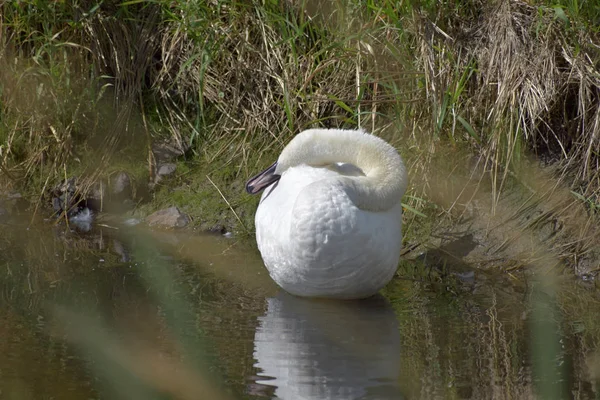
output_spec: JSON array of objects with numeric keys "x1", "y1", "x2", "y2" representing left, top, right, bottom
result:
[{"x1": 289, "y1": 181, "x2": 402, "y2": 292}]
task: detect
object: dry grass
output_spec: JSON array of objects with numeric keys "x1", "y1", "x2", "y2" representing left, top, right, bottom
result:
[
  {"x1": 414, "y1": 0, "x2": 600, "y2": 205},
  {"x1": 0, "y1": 0, "x2": 599, "y2": 263}
]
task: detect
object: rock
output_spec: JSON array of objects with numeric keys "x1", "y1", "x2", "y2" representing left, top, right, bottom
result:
[
  {"x1": 157, "y1": 163, "x2": 177, "y2": 177},
  {"x1": 111, "y1": 171, "x2": 132, "y2": 197},
  {"x1": 152, "y1": 163, "x2": 178, "y2": 186},
  {"x1": 52, "y1": 197, "x2": 63, "y2": 213},
  {"x1": 123, "y1": 218, "x2": 141, "y2": 226},
  {"x1": 69, "y1": 207, "x2": 94, "y2": 232},
  {"x1": 52, "y1": 172, "x2": 137, "y2": 217},
  {"x1": 152, "y1": 138, "x2": 190, "y2": 164},
  {"x1": 87, "y1": 180, "x2": 106, "y2": 212},
  {"x1": 150, "y1": 138, "x2": 189, "y2": 188},
  {"x1": 51, "y1": 177, "x2": 84, "y2": 217},
  {"x1": 50, "y1": 178, "x2": 101, "y2": 231},
  {"x1": 146, "y1": 206, "x2": 190, "y2": 229},
  {"x1": 208, "y1": 224, "x2": 227, "y2": 235},
  {"x1": 105, "y1": 171, "x2": 134, "y2": 213}
]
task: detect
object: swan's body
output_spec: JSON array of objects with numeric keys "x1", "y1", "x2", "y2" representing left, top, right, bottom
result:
[{"x1": 246, "y1": 129, "x2": 407, "y2": 299}]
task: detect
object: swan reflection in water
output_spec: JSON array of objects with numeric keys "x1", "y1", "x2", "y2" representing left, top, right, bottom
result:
[{"x1": 252, "y1": 292, "x2": 403, "y2": 400}]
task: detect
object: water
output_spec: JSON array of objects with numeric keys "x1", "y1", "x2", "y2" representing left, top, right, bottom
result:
[{"x1": 1, "y1": 222, "x2": 599, "y2": 399}]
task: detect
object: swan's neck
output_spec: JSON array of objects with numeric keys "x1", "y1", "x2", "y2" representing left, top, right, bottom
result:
[{"x1": 278, "y1": 129, "x2": 407, "y2": 211}]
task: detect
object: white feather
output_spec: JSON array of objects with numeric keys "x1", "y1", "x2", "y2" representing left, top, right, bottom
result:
[{"x1": 250, "y1": 128, "x2": 408, "y2": 299}]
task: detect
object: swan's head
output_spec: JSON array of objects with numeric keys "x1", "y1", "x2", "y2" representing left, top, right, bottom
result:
[
  {"x1": 246, "y1": 129, "x2": 407, "y2": 211},
  {"x1": 245, "y1": 129, "x2": 341, "y2": 195}
]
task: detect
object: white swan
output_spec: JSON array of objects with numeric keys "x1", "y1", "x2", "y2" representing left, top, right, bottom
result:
[{"x1": 246, "y1": 128, "x2": 408, "y2": 299}]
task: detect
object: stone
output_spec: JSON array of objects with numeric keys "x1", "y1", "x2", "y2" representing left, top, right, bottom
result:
[
  {"x1": 157, "y1": 163, "x2": 177, "y2": 177},
  {"x1": 145, "y1": 206, "x2": 190, "y2": 229},
  {"x1": 208, "y1": 224, "x2": 227, "y2": 235},
  {"x1": 69, "y1": 207, "x2": 94, "y2": 232},
  {"x1": 152, "y1": 163, "x2": 177, "y2": 186},
  {"x1": 51, "y1": 177, "x2": 82, "y2": 217},
  {"x1": 87, "y1": 181, "x2": 106, "y2": 212},
  {"x1": 123, "y1": 218, "x2": 141, "y2": 226},
  {"x1": 52, "y1": 197, "x2": 63, "y2": 213},
  {"x1": 152, "y1": 138, "x2": 190, "y2": 164},
  {"x1": 111, "y1": 171, "x2": 132, "y2": 197}
]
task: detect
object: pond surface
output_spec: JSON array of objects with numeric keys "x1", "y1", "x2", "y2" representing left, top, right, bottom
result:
[{"x1": 1, "y1": 222, "x2": 599, "y2": 399}]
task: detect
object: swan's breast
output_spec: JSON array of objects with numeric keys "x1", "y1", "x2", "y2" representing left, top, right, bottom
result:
[{"x1": 254, "y1": 165, "x2": 341, "y2": 266}]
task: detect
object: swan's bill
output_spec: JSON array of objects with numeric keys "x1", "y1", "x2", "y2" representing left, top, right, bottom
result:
[{"x1": 246, "y1": 161, "x2": 281, "y2": 194}]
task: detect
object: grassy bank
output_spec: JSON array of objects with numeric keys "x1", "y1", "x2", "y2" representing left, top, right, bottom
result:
[{"x1": 1, "y1": 0, "x2": 599, "y2": 270}]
